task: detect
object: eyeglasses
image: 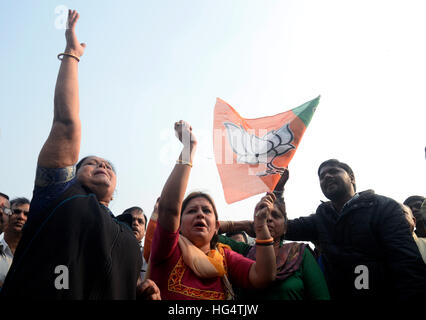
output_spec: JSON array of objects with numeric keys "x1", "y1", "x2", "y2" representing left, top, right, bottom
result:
[
  {"x1": 0, "y1": 206, "x2": 12, "y2": 216},
  {"x1": 12, "y1": 209, "x2": 29, "y2": 216}
]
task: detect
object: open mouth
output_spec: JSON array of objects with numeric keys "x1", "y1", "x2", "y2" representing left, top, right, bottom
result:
[{"x1": 193, "y1": 221, "x2": 207, "y2": 229}]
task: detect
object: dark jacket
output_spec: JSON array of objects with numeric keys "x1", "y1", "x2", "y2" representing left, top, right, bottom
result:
[
  {"x1": 286, "y1": 190, "x2": 426, "y2": 300},
  {"x1": 1, "y1": 181, "x2": 141, "y2": 299}
]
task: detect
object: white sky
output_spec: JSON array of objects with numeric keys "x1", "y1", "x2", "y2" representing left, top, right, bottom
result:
[{"x1": 0, "y1": 0, "x2": 424, "y2": 223}]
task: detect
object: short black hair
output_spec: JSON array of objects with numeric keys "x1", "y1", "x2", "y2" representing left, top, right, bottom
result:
[
  {"x1": 115, "y1": 213, "x2": 133, "y2": 230},
  {"x1": 122, "y1": 206, "x2": 146, "y2": 225},
  {"x1": 0, "y1": 192, "x2": 9, "y2": 200},
  {"x1": 318, "y1": 159, "x2": 356, "y2": 192},
  {"x1": 10, "y1": 197, "x2": 30, "y2": 207},
  {"x1": 403, "y1": 195, "x2": 425, "y2": 206}
]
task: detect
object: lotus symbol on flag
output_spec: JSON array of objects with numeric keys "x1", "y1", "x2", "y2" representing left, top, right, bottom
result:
[{"x1": 224, "y1": 122, "x2": 295, "y2": 176}]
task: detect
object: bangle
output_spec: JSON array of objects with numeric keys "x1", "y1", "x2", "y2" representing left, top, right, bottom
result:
[
  {"x1": 176, "y1": 159, "x2": 192, "y2": 167},
  {"x1": 255, "y1": 237, "x2": 274, "y2": 244},
  {"x1": 57, "y1": 52, "x2": 80, "y2": 62},
  {"x1": 256, "y1": 241, "x2": 274, "y2": 246}
]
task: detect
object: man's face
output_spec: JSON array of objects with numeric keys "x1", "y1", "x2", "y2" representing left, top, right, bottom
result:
[
  {"x1": 319, "y1": 165, "x2": 355, "y2": 202},
  {"x1": 0, "y1": 196, "x2": 11, "y2": 233},
  {"x1": 130, "y1": 210, "x2": 145, "y2": 242},
  {"x1": 7, "y1": 202, "x2": 29, "y2": 233}
]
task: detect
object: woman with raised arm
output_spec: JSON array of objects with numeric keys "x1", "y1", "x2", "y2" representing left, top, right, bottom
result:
[
  {"x1": 149, "y1": 120, "x2": 276, "y2": 300},
  {"x1": 0, "y1": 10, "x2": 159, "y2": 299},
  {"x1": 218, "y1": 171, "x2": 330, "y2": 300}
]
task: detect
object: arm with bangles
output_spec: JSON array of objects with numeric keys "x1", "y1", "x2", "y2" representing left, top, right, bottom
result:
[
  {"x1": 218, "y1": 170, "x2": 290, "y2": 238},
  {"x1": 220, "y1": 169, "x2": 317, "y2": 242},
  {"x1": 31, "y1": 10, "x2": 85, "y2": 214},
  {"x1": 218, "y1": 220, "x2": 255, "y2": 237},
  {"x1": 157, "y1": 121, "x2": 197, "y2": 234},
  {"x1": 247, "y1": 192, "x2": 277, "y2": 288},
  {"x1": 38, "y1": 10, "x2": 85, "y2": 170}
]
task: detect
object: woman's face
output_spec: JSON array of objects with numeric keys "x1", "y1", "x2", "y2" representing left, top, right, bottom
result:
[
  {"x1": 76, "y1": 156, "x2": 117, "y2": 204},
  {"x1": 266, "y1": 204, "x2": 287, "y2": 241},
  {"x1": 180, "y1": 197, "x2": 219, "y2": 250}
]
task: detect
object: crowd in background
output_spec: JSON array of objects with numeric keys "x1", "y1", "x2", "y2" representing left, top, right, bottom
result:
[{"x1": 1, "y1": 9, "x2": 425, "y2": 300}]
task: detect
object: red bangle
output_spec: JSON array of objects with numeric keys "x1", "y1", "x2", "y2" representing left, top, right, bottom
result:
[{"x1": 255, "y1": 237, "x2": 274, "y2": 244}]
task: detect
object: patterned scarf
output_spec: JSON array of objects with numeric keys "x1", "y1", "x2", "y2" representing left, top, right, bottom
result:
[
  {"x1": 246, "y1": 241, "x2": 306, "y2": 281},
  {"x1": 144, "y1": 219, "x2": 230, "y2": 279},
  {"x1": 178, "y1": 235, "x2": 235, "y2": 300},
  {"x1": 178, "y1": 235, "x2": 230, "y2": 278}
]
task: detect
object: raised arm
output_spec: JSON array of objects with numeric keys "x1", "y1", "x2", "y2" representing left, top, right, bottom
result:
[
  {"x1": 218, "y1": 220, "x2": 255, "y2": 237},
  {"x1": 248, "y1": 192, "x2": 277, "y2": 288},
  {"x1": 272, "y1": 169, "x2": 289, "y2": 200},
  {"x1": 38, "y1": 10, "x2": 86, "y2": 168},
  {"x1": 218, "y1": 170, "x2": 289, "y2": 238},
  {"x1": 157, "y1": 121, "x2": 197, "y2": 233}
]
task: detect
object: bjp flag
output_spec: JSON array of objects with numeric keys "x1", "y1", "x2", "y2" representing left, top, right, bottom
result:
[{"x1": 213, "y1": 96, "x2": 320, "y2": 204}]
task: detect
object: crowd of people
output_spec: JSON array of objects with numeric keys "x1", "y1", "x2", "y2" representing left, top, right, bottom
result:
[{"x1": 1, "y1": 10, "x2": 425, "y2": 300}]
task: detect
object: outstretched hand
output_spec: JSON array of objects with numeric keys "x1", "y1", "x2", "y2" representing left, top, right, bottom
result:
[{"x1": 65, "y1": 10, "x2": 86, "y2": 57}]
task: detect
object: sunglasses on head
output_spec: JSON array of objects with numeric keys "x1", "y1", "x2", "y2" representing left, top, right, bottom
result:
[{"x1": 12, "y1": 209, "x2": 29, "y2": 216}]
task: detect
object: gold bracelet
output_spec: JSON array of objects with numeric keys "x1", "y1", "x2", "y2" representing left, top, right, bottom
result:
[
  {"x1": 57, "y1": 52, "x2": 80, "y2": 62},
  {"x1": 176, "y1": 159, "x2": 192, "y2": 167}
]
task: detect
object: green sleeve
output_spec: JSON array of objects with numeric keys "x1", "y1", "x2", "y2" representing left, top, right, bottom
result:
[
  {"x1": 218, "y1": 234, "x2": 252, "y2": 256},
  {"x1": 301, "y1": 248, "x2": 330, "y2": 300}
]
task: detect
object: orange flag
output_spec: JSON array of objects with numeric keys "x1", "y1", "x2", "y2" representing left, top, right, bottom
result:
[{"x1": 213, "y1": 96, "x2": 320, "y2": 204}]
